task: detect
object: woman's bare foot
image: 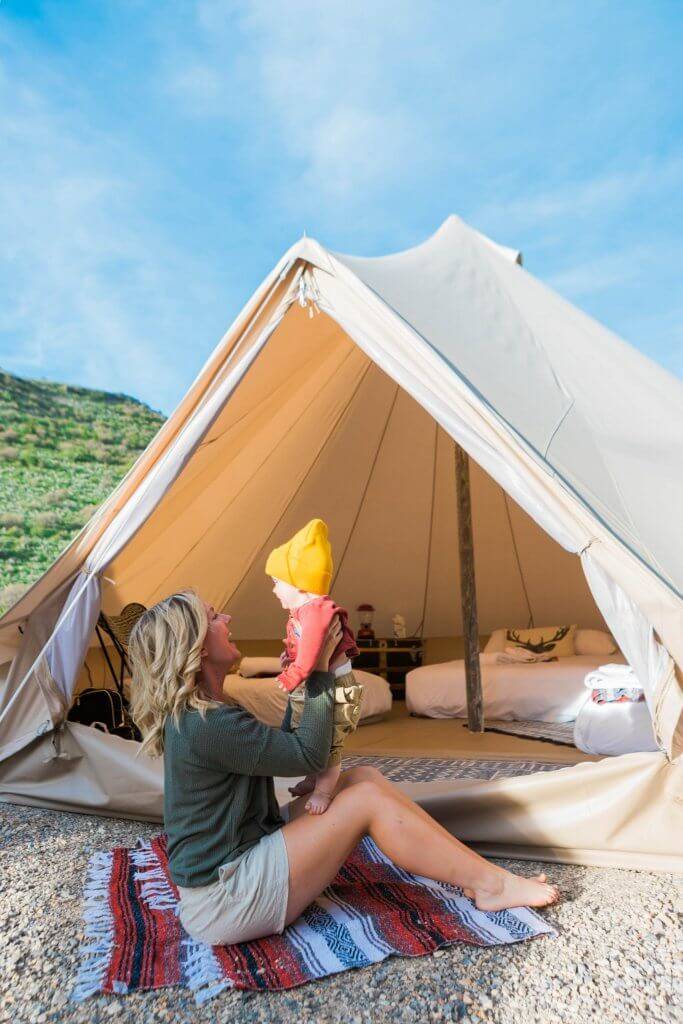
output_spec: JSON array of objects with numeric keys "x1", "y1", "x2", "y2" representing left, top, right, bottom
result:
[
  {"x1": 472, "y1": 870, "x2": 559, "y2": 911},
  {"x1": 289, "y1": 775, "x2": 316, "y2": 798},
  {"x1": 462, "y1": 872, "x2": 548, "y2": 902}
]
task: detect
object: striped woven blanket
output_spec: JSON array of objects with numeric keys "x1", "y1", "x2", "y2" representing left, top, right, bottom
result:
[{"x1": 73, "y1": 833, "x2": 555, "y2": 1005}]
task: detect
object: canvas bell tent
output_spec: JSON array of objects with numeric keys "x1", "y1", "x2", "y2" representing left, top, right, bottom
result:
[{"x1": 1, "y1": 215, "x2": 681, "y2": 871}]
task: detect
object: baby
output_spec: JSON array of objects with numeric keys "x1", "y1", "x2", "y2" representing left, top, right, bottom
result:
[{"x1": 266, "y1": 518, "x2": 362, "y2": 814}]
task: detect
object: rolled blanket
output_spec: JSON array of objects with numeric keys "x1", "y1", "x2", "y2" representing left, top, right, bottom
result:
[
  {"x1": 583, "y1": 662, "x2": 644, "y2": 704},
  {"x1": 495, "y1": 646, "x2": 557, "y2": 665},
  {"x1": 591, "y1": 687, "x2": 644, "y2": 705}
]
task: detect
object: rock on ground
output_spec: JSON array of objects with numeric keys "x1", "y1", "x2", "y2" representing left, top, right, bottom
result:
[{"x1": 0, "y1": 803, "x2": 680, "y2": 1024}]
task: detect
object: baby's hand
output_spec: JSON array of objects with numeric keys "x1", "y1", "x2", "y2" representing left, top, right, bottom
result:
[{"x1": 278, "y1": 677, "x2": 302, "y2": 693}]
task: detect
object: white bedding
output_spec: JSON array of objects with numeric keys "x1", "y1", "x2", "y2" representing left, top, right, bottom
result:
[
  {"x1": 405, "y1": 653, "x2": 627, "y2": 723},
  {"x1": 225, "y1": 669, "x2": 392, "y2": 728},
  {"x1": 573, "y1": 698, "x2": 658, "y2": 756}
]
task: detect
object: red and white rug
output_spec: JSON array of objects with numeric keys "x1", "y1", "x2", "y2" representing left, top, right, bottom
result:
[{"x1": 72, "y1": 833, "x2": 555, "y2": 1005}]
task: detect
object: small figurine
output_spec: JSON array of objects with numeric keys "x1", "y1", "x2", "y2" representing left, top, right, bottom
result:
[
  {"x1": 356, "y1": 603, "x2": 376, "y2": 641},
  {"x1": 392, "y1": 613, "x2": 407, "y2": 640}
]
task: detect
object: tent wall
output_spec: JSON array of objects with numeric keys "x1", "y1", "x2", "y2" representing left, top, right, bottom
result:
[
  {"x1": 102, "y1": 306, "x2": 605, "y2": 639},
  {"x1": 1, "y1": 726, "x2": 680, "y2": 874}
]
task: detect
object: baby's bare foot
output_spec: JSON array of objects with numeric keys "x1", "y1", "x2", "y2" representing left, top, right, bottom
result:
[
  {"x1": 289, "y1": 775, "x2": 316, "y2": 797},
  {"x1": 305, "y1": 790, "x2": 334, "y2": 815},
  {"x1": 473, "y1": 871, "x2": 559, "y2": 912}
]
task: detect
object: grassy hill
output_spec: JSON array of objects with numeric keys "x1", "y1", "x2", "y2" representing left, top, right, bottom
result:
[{"x1": 0, "y1": 369, "x2": 165, "y2": 614}]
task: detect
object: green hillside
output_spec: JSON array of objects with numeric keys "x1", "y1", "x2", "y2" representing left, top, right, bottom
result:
[{"x1": 0, "y1": 369, "x2": 165, "y2": 614}]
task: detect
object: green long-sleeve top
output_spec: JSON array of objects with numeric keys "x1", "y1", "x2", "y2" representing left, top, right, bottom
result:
[{"x1": 163, "y1": 670, "x2": 334, "y2": 887}]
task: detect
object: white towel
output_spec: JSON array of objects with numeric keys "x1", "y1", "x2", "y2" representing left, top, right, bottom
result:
[{"x1": 583, "y1": 662, "x2": 642, "y2": 691}]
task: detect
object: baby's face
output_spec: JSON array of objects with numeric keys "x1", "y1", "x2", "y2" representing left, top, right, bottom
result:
[{"x1": 271, "y1": 577, "x2": 302, "y2": 609}]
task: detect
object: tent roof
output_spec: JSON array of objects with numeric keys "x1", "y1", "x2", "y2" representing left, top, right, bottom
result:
[{"x1": 333, "y1": 215, "x2": 683, "y2": 598}]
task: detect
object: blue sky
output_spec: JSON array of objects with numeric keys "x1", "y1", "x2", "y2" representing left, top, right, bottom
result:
[{"x1": 1, "y1": 0, "x2": 681, "y2": 414}]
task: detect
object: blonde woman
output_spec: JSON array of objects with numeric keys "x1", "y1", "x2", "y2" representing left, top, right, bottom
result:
[{"x1": 128, "y1": 591, "x2": 558, "y2": 948}]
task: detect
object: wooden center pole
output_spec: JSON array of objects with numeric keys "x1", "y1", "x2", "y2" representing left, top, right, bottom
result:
[{"x1": 454, "y1": 443, "x2": 484, "y2": 733}]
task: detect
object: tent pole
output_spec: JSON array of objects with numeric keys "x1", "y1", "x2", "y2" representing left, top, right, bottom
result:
[{"x1": 454, "y1": 444, "x2": 484, "y2": 733}]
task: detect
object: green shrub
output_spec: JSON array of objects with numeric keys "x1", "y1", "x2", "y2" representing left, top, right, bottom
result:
[
  {"x1": 0, "y1": 369, "x2": 165, "y2": 592},
  {"x1": 0, "y1": 512, "x2": 23, "y2": 528},
  {"x1": 29, "y1": 511, "x2": 62, "y2": 535},
  {"x1": 0, "y1": 582, "x2": 28, "y2": 616},
  {"x1": 44, "y1": 489, "x2": 70, "y2": 505}
]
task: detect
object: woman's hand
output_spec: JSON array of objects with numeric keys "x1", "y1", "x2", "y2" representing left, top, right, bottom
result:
[{"x1": 315, "y1": 616, "x2": 343, "y2": 672}]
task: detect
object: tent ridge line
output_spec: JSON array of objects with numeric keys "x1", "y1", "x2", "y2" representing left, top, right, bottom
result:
[
  {"x1": 153, "y1": 341, "x2": 364, "y2": 599},
  {"x1": 91, "y1": 311, "x2": 287, "y2": 584},
  {"x1": 413, "y1": 419, "x2": 439, "y2": 637},
  {"x1": 474, "y1": 232, "x2": 572, "y2": 409},
  {"x1": 221, "y1": 353, "x2": 374, "y2": 610},
  {"x1": 501, "y1": 488, "x2": 534, "y2": 629},
  {"x1": 331, "y1": 381, "x2": 402, "y2": 591},
  {"x1": 544, "y1": 402, "x2": 650, "y2": 570},
  {"x1": 543, "y1": 399, "x2": 575, "y2": 459},
  {"x1": 196, "y1": 342, "x2": 331, "y2": 454}
]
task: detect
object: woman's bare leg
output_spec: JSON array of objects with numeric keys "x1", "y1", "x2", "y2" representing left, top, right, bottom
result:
[
  {"x1": 333, "y1": 766, "x2": 551, "y2": 897},
  {"x1": 282, "y1": 776, "x2": 558, "y2": 925}
]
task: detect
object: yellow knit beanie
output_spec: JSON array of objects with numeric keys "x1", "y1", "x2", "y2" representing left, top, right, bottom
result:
[{"x1": 265, "y1": 518, "x2": 333, "y2": 595}]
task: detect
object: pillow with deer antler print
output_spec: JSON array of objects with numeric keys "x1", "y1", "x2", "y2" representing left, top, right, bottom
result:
[{"x1": 505, "y1": 624, "x2": 577, "y2": 659}]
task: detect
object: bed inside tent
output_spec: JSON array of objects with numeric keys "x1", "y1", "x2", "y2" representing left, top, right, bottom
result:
[{"x1": 0, "y1": 216, "x2": 681, "y2": 871}]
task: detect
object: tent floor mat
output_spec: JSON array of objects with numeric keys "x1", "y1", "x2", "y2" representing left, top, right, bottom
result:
[
  {"x1": 342, "y1": 754, "x2": 564, "y2": 783},
  {"x1": 345, "y1": 703, "x2": 592, "y2": 764},
  {"x1": 479, "y1": 721, "x2": 576, "y2": 748}
]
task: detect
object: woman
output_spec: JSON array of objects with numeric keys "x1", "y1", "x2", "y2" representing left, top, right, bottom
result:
[{"x1": 129, "y1": 590, "x2": 558, "y2": 947}]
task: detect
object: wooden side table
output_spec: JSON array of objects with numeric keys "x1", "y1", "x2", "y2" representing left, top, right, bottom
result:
[{"x1": 355, "y1": 638, "x2": 423, "y2": 699}]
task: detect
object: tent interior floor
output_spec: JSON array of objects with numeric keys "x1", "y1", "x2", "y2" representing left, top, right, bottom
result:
[{"x1": 345, "y1": 702, "x2": 598, "y2": 765}]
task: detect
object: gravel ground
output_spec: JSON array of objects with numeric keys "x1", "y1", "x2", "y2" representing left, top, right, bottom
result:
[{"x1": 0, "y1": 803, "x2": 680, "y2": 1024}]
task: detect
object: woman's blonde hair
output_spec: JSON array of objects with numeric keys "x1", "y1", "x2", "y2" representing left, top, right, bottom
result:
[{"x1": 128, "y1": 590, "x2": 217, "y2": 758}]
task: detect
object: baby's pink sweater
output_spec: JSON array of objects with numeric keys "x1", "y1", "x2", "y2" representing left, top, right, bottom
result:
[{"x1": 278, "y1": 596, "x2": 359, "y2": 693}]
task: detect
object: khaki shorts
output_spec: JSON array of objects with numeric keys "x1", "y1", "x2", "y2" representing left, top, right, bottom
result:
[
  {"x1": 288, "y1": 669, "x2": 363, "y2": 767},
  {"x1": 176, "y1": 828, "x2": 290, "y2": 946}
]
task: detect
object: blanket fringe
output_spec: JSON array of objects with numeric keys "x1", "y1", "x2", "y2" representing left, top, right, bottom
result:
[
  {"x1": 132, "y1": 841, "x2": 179, "y2": 911},
  {"x1": 183, "y1": 937, "x2": 232, "y2": 1004},
  {"x1": 70, "y1": 850, "x2": 116, "y2": 1002}
]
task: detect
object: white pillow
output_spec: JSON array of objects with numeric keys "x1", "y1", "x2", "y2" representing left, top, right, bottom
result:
[
  {"x1": 575, "y1": 629, "x2": 617, "y2": 656},
  {"x1": 238, "y1": 656, "x2": 282, "y2": 678},
  {"x1": 483, "y1": 629, "x2": 507, "y2": 653}
]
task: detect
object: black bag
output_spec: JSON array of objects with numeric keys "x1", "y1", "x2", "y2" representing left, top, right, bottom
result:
[{"x1": 68, "y1": 688, "x2": 141, "y2": 742}]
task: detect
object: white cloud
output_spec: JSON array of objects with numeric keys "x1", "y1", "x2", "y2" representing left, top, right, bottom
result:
[
  {"x1": 546, "y1": 246, "x2": 651, "y2": 298},
  {"x1": 161, "y1": 0, "x2": 460, "y2": 206},
  {"x1": 475, "y1": 155, "x2": 683, "y2": 233},
  {"x1": 0, "y1": 31, "x2": 220, "y2": 412}
]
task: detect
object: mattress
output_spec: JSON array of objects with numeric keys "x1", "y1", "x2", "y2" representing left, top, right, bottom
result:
[
  {"x1": 405, "y1": 653, "x2": 627, "y2": 723},
  {"x1": 224, "y1": 668, "x2": 392, "y2": 729},
  {"x1": 573, "y1": 698, "x2": 658, "y2": 756}
]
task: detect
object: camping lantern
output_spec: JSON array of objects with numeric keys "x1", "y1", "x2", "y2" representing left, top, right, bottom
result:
[{"x1": 356, "y1": 603, "x2": 376, "y2": 640}]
